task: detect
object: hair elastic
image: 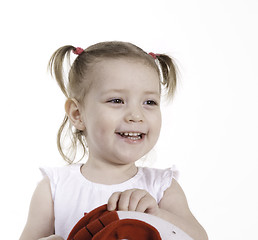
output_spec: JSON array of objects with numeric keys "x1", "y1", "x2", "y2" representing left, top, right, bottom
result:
[
  {"x1": 148, "y1": 52, "x2": 160, "y2": 59},
  {"x1": 149, "y1": 52, "x2": 164, "y2": 83},
  {"x1": 73, "y1": 47, "x2": 84, "y2": 55}
]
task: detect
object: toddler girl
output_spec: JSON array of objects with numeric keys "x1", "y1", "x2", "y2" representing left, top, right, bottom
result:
[{"x1": 19, "y1": 41, "x2": 207, "y2": 240}]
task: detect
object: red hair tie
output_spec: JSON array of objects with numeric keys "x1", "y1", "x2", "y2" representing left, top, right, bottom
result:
[
  {"x1": 73, "y1": 47, "x2": 84, "y2": 55},
  {"x1": 148, "y1": 52, "x2": 160, "y2": 59}
]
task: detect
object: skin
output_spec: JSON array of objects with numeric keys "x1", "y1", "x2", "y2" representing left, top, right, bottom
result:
[{"x1": 19, "y1": 59, "x2": 208, "y2": 240}]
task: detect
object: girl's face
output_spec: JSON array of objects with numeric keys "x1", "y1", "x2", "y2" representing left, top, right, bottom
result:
[{"x1": 80, "y1": 58, "x2": 161, "y2": 166}]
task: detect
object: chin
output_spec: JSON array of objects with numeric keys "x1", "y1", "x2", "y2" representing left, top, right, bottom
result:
[{"x1": 117, "y1": 154, "x2": 147, "y2": 165}]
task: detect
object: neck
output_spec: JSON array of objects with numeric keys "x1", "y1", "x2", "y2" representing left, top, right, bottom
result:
[{"x1": 81, "y1": 160, "x2": 138, "y2": 185}]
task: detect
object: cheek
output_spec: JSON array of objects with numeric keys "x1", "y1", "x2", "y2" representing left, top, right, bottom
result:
[
  {"x1": 154, "y1": 117, "x2": 162, "y2": 137},
  {"x1": 85, "y1": 120, "x2": 111, "y2": 149},
  {"x1": 148, "y1": 111, "x2": 162, "y2": 138},
  {"x1": 152, "y1": 111, "x2": 162, "y2": 129},
  {"x1": 89, "y1": 112, "x2": 118, "y2": 136}
]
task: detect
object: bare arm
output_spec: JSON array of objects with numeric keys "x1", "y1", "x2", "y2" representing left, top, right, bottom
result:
[
  {"x1": 19, "y1": 177, "x2": 63, "y2": 240},
  {"x1": 108, "y1": 179, "x2": 208, "y2": 240},
  {"x1": 157, "y1": 179, "x2": 208, "y2": 240}
]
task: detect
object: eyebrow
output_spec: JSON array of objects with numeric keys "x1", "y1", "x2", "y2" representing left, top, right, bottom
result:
[
  {"x1": 143, "y1": 90, "x2": 160, "y2": 95},
  {"x1": 101, "y1": 89, "x2": 160, "y2": 95}
]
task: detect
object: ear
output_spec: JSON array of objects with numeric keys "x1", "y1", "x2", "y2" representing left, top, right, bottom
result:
[{"x1": 65, "y1": 98, "x2": 86, "y2": 131}]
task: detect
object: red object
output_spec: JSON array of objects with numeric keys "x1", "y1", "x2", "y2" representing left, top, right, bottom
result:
[
  {"x1": 73, "y1": 47, "x2": 84, "y2": 55},
  {"x1": 67, "y1": 204, "x2": 161, "y2": 240},
  {"x1": 148, "y1": 52, "x2": 160, "y2": 59}
]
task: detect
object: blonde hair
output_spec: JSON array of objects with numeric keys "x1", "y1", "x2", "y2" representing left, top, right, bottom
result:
[{"x1": 48, "y1": 41, "x2": 178, "y2": 164}]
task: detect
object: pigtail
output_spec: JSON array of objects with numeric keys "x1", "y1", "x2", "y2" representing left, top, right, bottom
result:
[
  {"x1": 48, "y1": 45, "x2": 75, "y2": 98},
  {"x1": 156, "y1": 54, "x2": 177, "y2": 99},
  {"x1": 48, "y1": 45, "x2": 86, "y2": 164}
]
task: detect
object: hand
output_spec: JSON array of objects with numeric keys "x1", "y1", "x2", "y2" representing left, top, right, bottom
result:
[
  {"x1": 38, "y1": 235, "x2": 64, "y2": 240},
  {"x1": 107, "y1": 188, "x2": 160, "y2": 215}
]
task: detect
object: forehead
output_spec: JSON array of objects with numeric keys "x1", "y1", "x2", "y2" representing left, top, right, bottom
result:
[{"x1": 88, "y1": 58, "x2": 160, "y2": 92}]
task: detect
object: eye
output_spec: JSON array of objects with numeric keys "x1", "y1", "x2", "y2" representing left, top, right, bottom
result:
[
  {"x1": 144, "y1": 100, "x2": 158, "y2": 106},
  {"x1": 108, "y1": 98, "x2": 124, "y2": 104}
]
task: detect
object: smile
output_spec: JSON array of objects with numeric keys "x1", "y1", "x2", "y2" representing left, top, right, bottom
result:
[{"x1": 116, "y1": 132, "x2": 145, "y2": 140}]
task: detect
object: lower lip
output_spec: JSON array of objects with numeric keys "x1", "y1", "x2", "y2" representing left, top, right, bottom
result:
[{"x1": 116, "y1": 133, "x2": 145, "y2": 144}]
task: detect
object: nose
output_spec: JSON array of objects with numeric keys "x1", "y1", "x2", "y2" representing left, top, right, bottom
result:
[{"x1": 125, "y1": 105, "x2": 144, "y2": 123}]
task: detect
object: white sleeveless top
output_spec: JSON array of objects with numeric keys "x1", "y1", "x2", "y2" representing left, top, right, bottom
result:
[{"x1": 40, "y1": 164, "x2": 178, "y2": 240}]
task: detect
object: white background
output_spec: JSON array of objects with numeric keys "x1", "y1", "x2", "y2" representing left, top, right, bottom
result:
[{"x1": 0, "y1": 0, "x2": 257, "y2": 239}]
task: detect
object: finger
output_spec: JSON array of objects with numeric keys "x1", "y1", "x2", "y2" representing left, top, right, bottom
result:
[
  {"x1": 128, "y1": 189, "x2": 148, "y2": 211},
  {"x1": 107, "y1": 192, "x2": 121, "y2": 211},
  {"x1": 136, "y1": 194, "x2": 158, "y2": 214},
  {"x1": 49, "y1": 235, "x2": 65, "y2": 240},
  {"x1": 117, "y1": 189, "x2": 135, "y2": 211}
]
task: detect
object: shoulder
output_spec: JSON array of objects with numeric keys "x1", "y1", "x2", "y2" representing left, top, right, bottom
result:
[
  {"x1": 40, "y1": 163, "x2": 80, "y2": 177},
  {"x1": 40, "y1": 163, "x2": 82, "y2": 183},
  {"x1": 39, "y1": 164, "x2": 82, "y2": 199},
  {"x1": 138, "y1": 166, "x2": 178, "y2": 203},
  {"x1": 139, "y1": 166, "x2": 178, "y2": 189},
  {"x1": 140, "y1": 166, "x2": 178, "y2": 181}
]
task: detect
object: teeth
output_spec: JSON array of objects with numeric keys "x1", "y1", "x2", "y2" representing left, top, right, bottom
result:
[
  {"x1": 118, "y1": 132, "x2": 143, "y2": 139},
  {"x1": 122, "y1": 132, "x2": 141, "y2": 136}
]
